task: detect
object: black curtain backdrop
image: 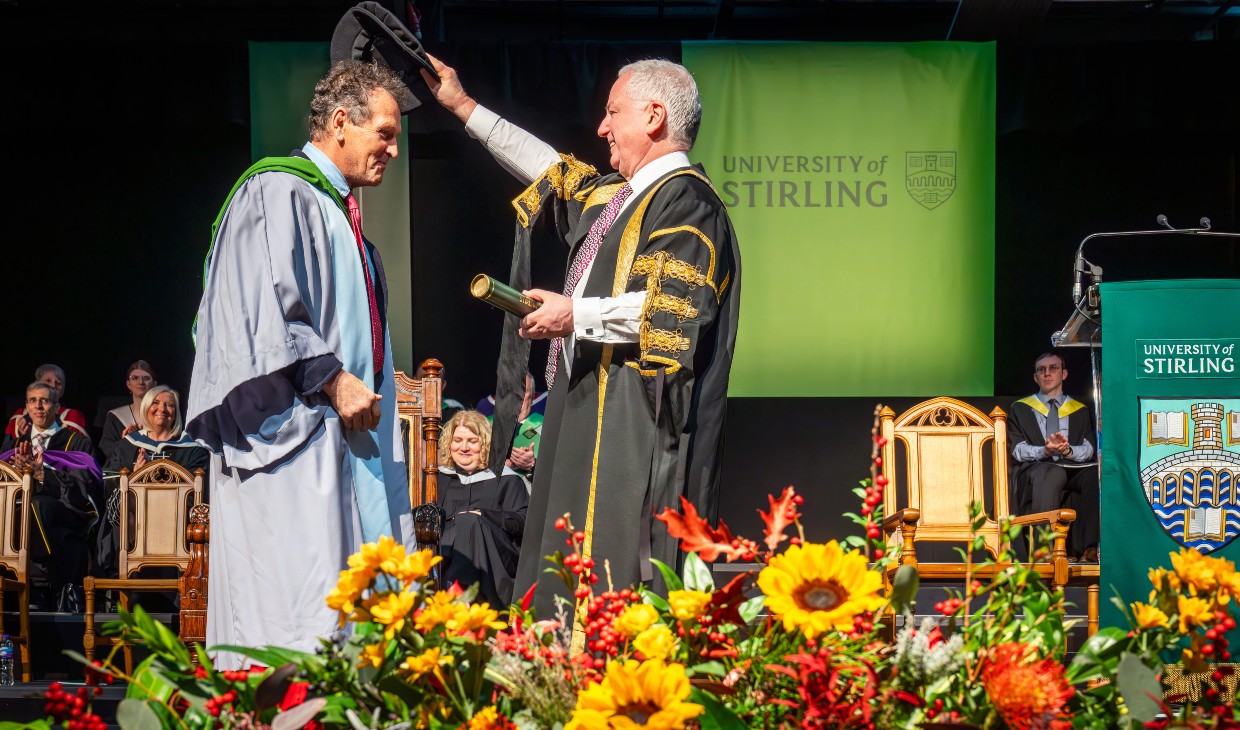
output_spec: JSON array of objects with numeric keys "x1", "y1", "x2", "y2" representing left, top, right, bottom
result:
[{"x1": 1, "y1": 37, "x2": 1237, "y2": 536}]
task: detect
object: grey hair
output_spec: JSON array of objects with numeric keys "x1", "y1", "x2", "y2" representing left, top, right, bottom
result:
[
  {"x1": 308, "y1": 60, "x2": 406, "y2": 140},
  {"x1": 618, "y1": 59, "x2": 702, "y2": 150},
  {"x1": 26, "y1": 381, "x2": 58, "y2": 405},
  {"x1": 140, "y1": 384, "x2": 185, "y2": 438},
  {"x1": 34, "y1": 363, "x2": 65, "y2": 383}
]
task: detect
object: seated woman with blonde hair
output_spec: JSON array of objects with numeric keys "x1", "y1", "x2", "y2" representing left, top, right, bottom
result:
[
  {"x1": 100, "y1": 385, "x2": 209, "y2": 576},
  {"x1": 436, "y1": 410, "x2": 529, "y2": 608}
]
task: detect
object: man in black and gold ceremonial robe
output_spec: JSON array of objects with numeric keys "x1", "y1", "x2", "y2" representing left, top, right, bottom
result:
[{"x1": 424, "y1": 56, "x2": 740, "y2": 615}]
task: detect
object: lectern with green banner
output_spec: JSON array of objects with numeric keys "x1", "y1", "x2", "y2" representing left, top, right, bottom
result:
[{"x1": 1100, "y1": 279, "x2": 1240, "y2": 628}]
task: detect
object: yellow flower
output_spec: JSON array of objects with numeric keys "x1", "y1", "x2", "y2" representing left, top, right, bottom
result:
[
  {"x1": 326, "y1": 566, "x2": 372, "y2": 621},
  {"x1": 403, "y1": 647, "x2": 454, "y2": 680},
  {"x1": 757, "y1": 541, "x2": 885, "y2": 638},
  {"x1": 633, "y1": 625, "x2": 677, "y2": 661},
  {"x1": 565, "y1": 659, "x2": 704, "y2": 730},
  {"x1": 1177, "y1": 594, "x2": 1214, "y2": 634},
  {"x1": 358, "y1": 641, "x2": 386, "y2": 669},
  {"x1": 667, "y1": 591, "x2": 712, "y2": 622},
  {"x1": 462, "y1": 707, "x2": 516, "y2": 730},
  {"x1": 614, "y1": 604, "x2": 660, "y2": 639},
  {"x1": 365, "y1": 590, "x2": 419, "y2": 640},
  {"x1": 1132, "y1": 602, "x2": 1169, "y2": 630},
  {"x1": 350, "y1": 535, "x2": 407, "y2": 575},
  {"x1": 1171, "y1": 548, "x2": 1227, "y2": 595},
  {"x1": 415, "y1": 590, "x2": 468, "y2": 633},
  {"x1": 1148, "y1": 567, "x2": 1181, "y2": 600},
  {"x1": 450, "y1": 603, "x2": 507, "y2": 635},
  {"x1": 388, "y1": 548, "x2": 441, "y2": 585}
]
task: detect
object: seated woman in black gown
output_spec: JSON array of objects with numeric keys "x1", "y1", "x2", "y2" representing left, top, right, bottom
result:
[
  {"x1": 436, "y1": 410, "x2": 529, "y2": 608},
  {"x1": 100, "y1": 385, "x2": 209, "y2": 576}
]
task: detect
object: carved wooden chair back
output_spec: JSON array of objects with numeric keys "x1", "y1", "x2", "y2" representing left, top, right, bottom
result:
[
  {"x1": 881, "y1": 397, "x2": 1010, "y2": 559},
  {"x1": 0, "y1": 461, "x2": 32, "y2": 681},
  {"x1": 118, "y1": 459, "x2": 204, "y2": 578}
]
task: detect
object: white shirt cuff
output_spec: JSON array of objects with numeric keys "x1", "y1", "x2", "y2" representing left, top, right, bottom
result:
[{"x1": 574, "y1": 292, "x2": 646, "y2": 343}]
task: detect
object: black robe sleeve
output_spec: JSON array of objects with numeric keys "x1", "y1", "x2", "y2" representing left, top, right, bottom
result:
[{"x1": 97, "y1": 412, "x2": 125, "y2": 463}]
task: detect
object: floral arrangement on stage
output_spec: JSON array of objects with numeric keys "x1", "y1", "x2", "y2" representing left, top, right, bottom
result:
[{"x1": 16, "y1": 413, "x2": 1240, "y2": 729}]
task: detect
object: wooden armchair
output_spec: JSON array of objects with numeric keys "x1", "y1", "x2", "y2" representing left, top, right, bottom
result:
[
  {"x1": 0, "y1": 462, "x2": 33, "y2": 681},
  {"x1": 393, "y1": 359, "x2": 443, "y2": 552},
  {"x1": 879, "y1": 397, "x2": 1098, "y2": 635},
  {"x1": 84, "y1": 459, "x2": 204, "y2": 672}
]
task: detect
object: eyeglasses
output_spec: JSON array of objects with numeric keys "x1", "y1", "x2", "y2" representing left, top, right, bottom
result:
[
  {"x1": 1036, "y1": 364, "x2": 1063, "y2": 373},
  {"x1": 128, "y1": 375, "x2": 154, "y2": 383}
]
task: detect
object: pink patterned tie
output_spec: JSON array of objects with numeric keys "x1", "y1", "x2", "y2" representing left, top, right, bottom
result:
[
  {"x1": 545, "y1": 183, "x2": 633, "y2": 387},
  {"x1": 345, "y1": 193, "x2": 384, "y2": 374}
]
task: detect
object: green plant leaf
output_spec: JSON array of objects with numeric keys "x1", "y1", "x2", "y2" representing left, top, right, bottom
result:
[
  {"x1": 125, "y1": 654, "x2": 177, "y2": 703},
  {"x1": 272, "y1": 697, "x2": 329, "y2": 730},
  {"x1": 690, "y1": 688, "x2": 747, "y2": 730},
  {"x1": 0, "y1": 722, "x2": 52, "y2": 730},
  {"x1": 209, "y1": 644, "x2": 318, "y2": 669},
  {"x1": 889, "y1": 564, "x2": 919, "y2": 615},
  {"x1": 683, "y1": 552, "x2": 715, "y2": 592},
  {"x1": 649, "y1": 559, "x2": 684, "y2": 592},
  {"x1": 116, "y1": 699, "x2": 164, "y2": 730},
  {"x1": 689, "y1": 660, "x2": 727, "y2": 677},
  {"x1": 739, "y1": 595, "x2": 765, "y2": 623},
  {"x1": 1116, "y1": 651, "x2": 1163, "y2": 723},
  {"x1": 1065, "y1": 627, "x2": 1128, "y2": 683}
]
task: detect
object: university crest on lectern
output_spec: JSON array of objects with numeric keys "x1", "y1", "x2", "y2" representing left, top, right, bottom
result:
[{"x1": 1140, "y1": 397, "x2": 1240, "y2": 553}]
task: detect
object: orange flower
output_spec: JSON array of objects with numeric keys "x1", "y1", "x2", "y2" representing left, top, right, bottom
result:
[{"x1": 980, "y1": 643, "x2": 1074, "y2": 730}]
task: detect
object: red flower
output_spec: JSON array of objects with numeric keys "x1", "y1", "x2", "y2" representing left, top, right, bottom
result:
[
  {"x1": 766, "y1": 646, "x2": 878, "y2": 727},
  {"x1": 278, "y1": 681, "x2": 309, "y2": 711},
  {"x1": 980, "y1": 643, "x2": 1074, "y2": 730}
]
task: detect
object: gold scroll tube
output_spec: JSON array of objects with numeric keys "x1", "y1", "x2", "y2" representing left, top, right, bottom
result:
[{"x1": 470, "y1": 274, "x2": 542, "y2": 317}]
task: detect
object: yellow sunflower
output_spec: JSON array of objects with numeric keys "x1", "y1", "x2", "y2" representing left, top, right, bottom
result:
[
  {"x1": 403, "y1": 646, "x2": 454, "y2": 680},
  {"x1": 667, "y1": 591, "x2": 712, "y2": 622},
  {"x1": 1131, "y1": 602, "x2": 1169, "y2": 630},
  {"x1": 614, "y1": 604, "x2": 660, "y2": 639},
  {"x1": 632, "y1": 625, "x2": 678, "y2": 661},
  {"x1": 565, "y1": 659, "x2": 704, "y2": 730},
  {"x1": 757, "y1": 541, "x2": 884, "y2": 638},
  {"x1": 1177, "y1": 594, "x2": 1214, "y2": 635},
  {"x1": 364, "y1": 590, "x2": 419, "y2": 640}
]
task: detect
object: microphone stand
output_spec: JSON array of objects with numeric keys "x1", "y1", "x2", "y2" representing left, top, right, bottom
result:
[{"x1": 1055, "y1": 214, "x2": 1240, "y2": 476}]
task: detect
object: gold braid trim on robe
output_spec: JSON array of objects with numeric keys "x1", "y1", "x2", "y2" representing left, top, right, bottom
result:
[{"x1": 511, "y1": 154, "x2": 599, "y2": 227}]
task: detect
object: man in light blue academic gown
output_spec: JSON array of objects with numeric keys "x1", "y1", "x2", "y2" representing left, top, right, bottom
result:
[{"x1": 187, "y1": 61, "x2": 415, "y2": 667}]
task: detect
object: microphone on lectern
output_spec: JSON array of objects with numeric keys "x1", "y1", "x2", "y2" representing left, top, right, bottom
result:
[{"x1": 1156, "y1": 213, "x2": 1172, "y2": 229}]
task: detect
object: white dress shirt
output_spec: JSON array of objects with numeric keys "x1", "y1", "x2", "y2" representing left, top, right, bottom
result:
[{"x1": 466, "y1": 105, "x2": 692, "y2": 373}]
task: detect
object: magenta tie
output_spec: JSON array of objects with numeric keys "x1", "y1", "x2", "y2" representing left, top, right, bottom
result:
[
  {"x1": 545, "y1": 183, "x2": 634, "y2": 387},
  {"x1": 345, "y1": 193, "x2": 384, "y2": 374}
]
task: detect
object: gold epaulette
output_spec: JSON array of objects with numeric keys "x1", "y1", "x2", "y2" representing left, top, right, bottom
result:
[{"x1": 511, "y1": 154, "x2": 598, "y2": 228}]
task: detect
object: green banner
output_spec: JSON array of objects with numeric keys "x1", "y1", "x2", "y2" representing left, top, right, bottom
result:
[
  {"x1": 1101, "y1": 280, "x2": 1240, "y2": 629},
  {"x1": 682, "y1": 41, "x2": 995, "y2": 397}
]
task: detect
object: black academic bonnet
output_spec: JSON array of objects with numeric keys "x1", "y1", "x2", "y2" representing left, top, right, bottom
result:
[{"x1": 330, "y1": 1, "x2": 438, "y2": 113}]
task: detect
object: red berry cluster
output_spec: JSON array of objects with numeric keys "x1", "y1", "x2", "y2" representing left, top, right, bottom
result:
[
  {"x1": 205, "y1": 689, "x2": 239, "y2": 717},
  {"x1": 554, "y1": 517, "x2": 600, "y2": 600},
  {"x1": 846, "y1": 611, "x2": 877, "y2": 641},
  {"x1": 934, "y1": 597, "x2": 964, "y2": 616},
  {"x1": 44, "y1": 681, "x2": 106, "y2": 730},
  {"x1": 1201, "y1": 610, "x2": 1236, "y2": 662},
  {"x1": 582, "y1": 589, "x2": 642, "y2": 669},
  {"x1": 924, "y1": 698, "x2": 961, "y2": 722},
  {"x1": 862, "y1": 435, "x2": 889, "y2": 557},
  {"x1": 674, "y1": 608, "x2": 739, "y2": 659}
]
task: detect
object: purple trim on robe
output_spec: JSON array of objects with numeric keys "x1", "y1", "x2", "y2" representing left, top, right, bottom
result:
[{"x1": 0, "y1": 449, "x2": 102, "y2": 481}]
